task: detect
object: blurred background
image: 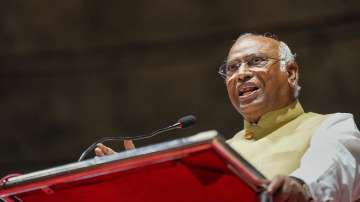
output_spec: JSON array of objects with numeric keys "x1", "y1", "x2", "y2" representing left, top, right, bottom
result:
[{"x1": 1, "y1": 0, "x2": 360, "y2": 176}]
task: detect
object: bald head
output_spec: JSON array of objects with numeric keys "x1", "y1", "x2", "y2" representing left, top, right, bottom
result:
[
  {"x1": 228, "y1": 34, "x2": 281, "y2": 64},
  {"x1": 230, "y1": 33, "x2": 296, "y2": 71}
]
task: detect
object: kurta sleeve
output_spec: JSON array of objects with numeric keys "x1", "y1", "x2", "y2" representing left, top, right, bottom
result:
[{"x1": 291, "y1": 113, "x2": 360, "y2": 202}]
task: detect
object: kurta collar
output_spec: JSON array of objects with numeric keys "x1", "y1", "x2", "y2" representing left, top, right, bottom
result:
[{"x1": 244, "y1": 100, "x2": 304, "y2": 140}]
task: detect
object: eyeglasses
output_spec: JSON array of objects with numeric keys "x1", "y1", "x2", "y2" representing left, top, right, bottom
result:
[{"x1": 218, "y1": 54, "x2": 285, "y2": 79}]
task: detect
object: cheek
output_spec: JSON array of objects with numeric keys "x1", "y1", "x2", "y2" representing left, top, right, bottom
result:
[
  {"x1": 255, "y1": 66, "x2": 283, "y2": 85},
  {"x1": 256, "y1": 69, "x2": 288, "y2": 96},
  {"x1": 226, "y1": 78, "x2": 238, "y2": 104},
  {"x1": 251, "y1": 69, "x2": 268, "y2": 88}
]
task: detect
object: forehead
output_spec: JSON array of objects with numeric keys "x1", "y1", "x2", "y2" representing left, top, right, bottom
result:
[{"x1": 227, "y1": 36, "x2": 280, "y2": 61}]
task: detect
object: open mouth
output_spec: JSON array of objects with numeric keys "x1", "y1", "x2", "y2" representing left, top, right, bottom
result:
[{"x1": 238, "y1": 86, "x2": 259, "y2": 97}]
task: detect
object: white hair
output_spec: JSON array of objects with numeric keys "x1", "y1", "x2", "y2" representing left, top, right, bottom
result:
[
  {"x1": 278, "y1": 41, "x2": 301, "y2": 98},
  {"x1": 279, "y1": 42, "x2": 295, "y2": 71}
]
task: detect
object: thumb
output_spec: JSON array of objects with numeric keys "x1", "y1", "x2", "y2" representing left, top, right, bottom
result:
[{"x1": 123, "y1": 140, "x2": 135, "y2": 150}]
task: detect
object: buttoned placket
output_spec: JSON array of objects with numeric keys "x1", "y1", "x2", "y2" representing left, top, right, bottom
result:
[{"x1": 244, "y1": 123, "x2": 257, "y2": 140}]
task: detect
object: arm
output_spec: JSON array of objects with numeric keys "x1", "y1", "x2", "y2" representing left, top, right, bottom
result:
[{"x1": 291, "y1": 113, "x2": 360, "y2": 202}]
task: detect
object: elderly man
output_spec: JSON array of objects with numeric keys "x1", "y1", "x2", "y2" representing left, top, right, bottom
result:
[{"x1": 96, "y1": 33, "x2": 360, "y2": 202}]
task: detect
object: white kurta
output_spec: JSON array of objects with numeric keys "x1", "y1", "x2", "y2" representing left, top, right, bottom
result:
[{"x1": 291, "y1": 113, "x2": 360, "y2": 201}]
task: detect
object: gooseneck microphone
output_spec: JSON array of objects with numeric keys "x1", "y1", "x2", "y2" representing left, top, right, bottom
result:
[{"x1": 78, "y1": 115, "x2": 196, "y2": 161}]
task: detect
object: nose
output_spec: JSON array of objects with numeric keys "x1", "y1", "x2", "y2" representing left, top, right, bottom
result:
[{"x1": 235, "y1": 63, "x2": 253, "y2": 82}]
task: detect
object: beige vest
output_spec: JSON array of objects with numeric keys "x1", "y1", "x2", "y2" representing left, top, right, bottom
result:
[{"x1": 227, "y1": 101, "x2": 327, "y2": 179}]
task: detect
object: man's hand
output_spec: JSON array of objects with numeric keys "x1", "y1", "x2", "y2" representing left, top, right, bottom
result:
[
  {"x1": 94, "y1": 140, "x2": 135, "y2": 157},
  {"x1": 265, "y1": 175, "x2": 309, "y2": 202}
]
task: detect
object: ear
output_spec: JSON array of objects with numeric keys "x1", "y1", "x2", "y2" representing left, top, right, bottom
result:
[{"x1": 286, "y1": 62, "x2": 299, "y2": 88}]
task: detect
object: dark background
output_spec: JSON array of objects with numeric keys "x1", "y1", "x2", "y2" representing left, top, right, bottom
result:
[{"x1": 1, "y1": 1, "x2": 360, "y2": 176}]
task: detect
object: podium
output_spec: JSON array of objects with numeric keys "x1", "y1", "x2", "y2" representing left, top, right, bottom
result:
[{"x1": 0, "y1": 131, "x2": 270, "y2": 202}]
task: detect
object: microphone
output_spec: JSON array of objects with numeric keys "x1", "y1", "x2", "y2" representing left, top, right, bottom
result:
[
  {"x1": 178, "y1": 115, "x2": 196, "y2": 128},
  {"x1": 78, "y1": 115, "x2": 197, "y2": 161}
]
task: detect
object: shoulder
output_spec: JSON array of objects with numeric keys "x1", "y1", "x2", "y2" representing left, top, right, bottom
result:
[
  {"x1": 319, "y1": 113, "x2": 358, "y2": 133},
  {"x1": 295, "y1": 112, "x2": 327, "y2": 127},
  {"x1": 312, "y1": 112, "x2": 360, "y2": 143}
]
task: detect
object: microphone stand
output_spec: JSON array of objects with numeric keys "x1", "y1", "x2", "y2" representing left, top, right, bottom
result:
[{"x1": 78, "y1": 122, "x2": 181, "y2": 161}]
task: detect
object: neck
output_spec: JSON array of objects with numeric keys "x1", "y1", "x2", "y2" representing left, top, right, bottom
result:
[{"x1": 243, "y1": 98, "x2": 296, "y2": 124}]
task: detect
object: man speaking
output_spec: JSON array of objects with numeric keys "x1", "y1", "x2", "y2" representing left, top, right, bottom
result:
[{"x1": 96, "y1": 33, "x2": 360, "y2": 201}]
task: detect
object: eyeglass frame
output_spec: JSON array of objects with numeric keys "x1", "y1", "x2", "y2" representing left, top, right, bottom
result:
[{"x1": 218, "y1": 54, "x2": 286, "y2": 79}]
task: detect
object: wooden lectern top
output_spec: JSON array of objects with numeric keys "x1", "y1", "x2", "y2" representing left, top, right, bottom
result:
[{"x1": 0, "y1": 131, "x2": 269, "y2": 202}]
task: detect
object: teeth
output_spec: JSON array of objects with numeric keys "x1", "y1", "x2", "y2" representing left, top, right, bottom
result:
[
  {"x1": 243, "y1": 87, "x2": 254, "y2": 92},
  {"x1": 239, "y1": 86, "x2": 258, "y2": 96}
]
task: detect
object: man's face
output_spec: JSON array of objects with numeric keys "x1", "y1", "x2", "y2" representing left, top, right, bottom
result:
[{"x1": 225, "y1": 36, "x2": 293, "y2": 123}]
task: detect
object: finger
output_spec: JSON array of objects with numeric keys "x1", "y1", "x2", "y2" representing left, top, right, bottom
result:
[
  {"x1": 277, "y1": 179, "x2": 292, "y2": 202},
  {"x1": 97, "y1": 143, "x2": 116, "y2": 155},
  {"x1": 260, "y1": 179, "x2": 271, "y2": 190},
  {"x1": 288, "y1": 189, "x2": 302, "y2": 202},
  {"x1": 94, "y1": 147, "x2": 104, "y2": 157},
  {"x1": 289, "y1": 181, "x2": 307, "y2": 202},
  {"x1": 268, "y1": 176, "x2": 286, "y2": 195},
  {"x1": 261, "y1": 179, "x2": 271, "y2": 185},
  {"x1": 278, "y1": 178, "x2": 303, "y2": 202},
  {"x1": 286, "y1": 188, "x2": 301, "y2": 202},
  {"x1": 124, "y1": 140, "x2": 135, "y2": 150}
]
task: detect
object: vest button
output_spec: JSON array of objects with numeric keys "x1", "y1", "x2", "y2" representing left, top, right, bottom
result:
[{"x1": 244, "y1": 131, "x2": 254, "y2": 140}]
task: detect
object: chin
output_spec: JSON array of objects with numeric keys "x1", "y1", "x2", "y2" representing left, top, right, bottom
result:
[{"x1": 237, "y1": 97, "x2": 266, "y2": 120}]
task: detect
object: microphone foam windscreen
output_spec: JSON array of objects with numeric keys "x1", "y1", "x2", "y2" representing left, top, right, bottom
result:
[{"x1": 178, "y1": 115, "x2": 197, "y2": 128}]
